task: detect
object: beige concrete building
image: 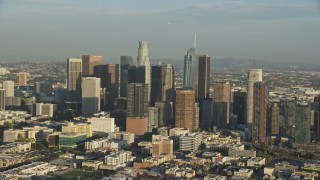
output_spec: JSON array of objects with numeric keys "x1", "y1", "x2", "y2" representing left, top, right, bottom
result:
[
  {"x1": 234, "y1": 168, "x2": 253, "y2": 178},
  {"x1": 61, "y1": 122, "x2": 92, "y2": 137},
  {"x1": 18, "y1": 72, "x2": 28, "y2": 86},
  {"x1": 87, "y1": 116, "x2": 115, "y2": 135},
  {"x1": 152, "y1": 139, "x2": 173, "y2": 157},
  {"x1": 82, "y1": 77, "x2": 100, "y2": 114},
  {"x1": 3, "y1": 126, "x2": 54, "y2": 143},
  {"x1": 169, "y1": 128, "x2": 189, "y2": 137},
  {"x1": 2, "y1": 81, "x2": 14, "y2": 97}
]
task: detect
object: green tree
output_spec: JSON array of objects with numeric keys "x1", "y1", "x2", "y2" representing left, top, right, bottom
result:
[
  {"x1": 198, "y1": 143, "x2": 206, "y2": 150},
  {"x1": 17, "y1": 133, "x2": 28, "y2": 142},
  {"x1": 32, "y1": 142, "x2": 47, "y2": 151},
  {"x1": 3, "y1": 122, "x2": 13, "y2": 129}
]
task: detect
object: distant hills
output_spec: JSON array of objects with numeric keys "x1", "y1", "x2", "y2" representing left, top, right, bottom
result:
[{"x1": 1, "y1": 56, "x2": 319, "y2": 72}]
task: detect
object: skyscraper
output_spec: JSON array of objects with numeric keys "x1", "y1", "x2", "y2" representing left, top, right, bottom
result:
[
  {"x1": 198, "y1": 55, "x2": 210, "y2": 99},
  {"x1": 67, "y1": 58, "x2": 82, "y2": 102},
  {"x1": 213, "y1": 82, "x2": 231, "y2": 129},
  {"x1": 94, "y1": 64, "x2": 120, "y2": 110},
  {"x1": 294, "y1": 104, "x2": 311, "y2": 144},
  {"x1": 183, "y1": 48, "x2": 198, "y2": 92},
  {"x1": 0, "y1": 89, "x2": 5, "y2": 111},
  {"x1": 151, "y1": 62, "x2": 174, "y2": 105},
  {"x1": 18, "y1": 72, "x2": 28, "y2": 86},
  {"x1": 42, "y1": 82, "x2": 53, "y2": 96},
  {"x1": 280, "y1": 98, "x2": 296, "y2": 138},
  {"x1": 195, "y1": 103, "x2": 199, "y2": 130},
  {"x1": 268, "y1": 101, "x2": 280, "y2": 136},
  {"x1": 34, "y1": 82, "x2": 41, "y2": 94},
  {"x1": 199, "y1": 98, "x2": 214, "y2": 131},
  {"x1": 128, "y1": 66, "x2": 146, "y2": 84},
  {"x1": 252, "y1": 82, "x2": 268, "y2": 143},
  {"x1": 148, "y1": 107, "x2": 159, "y2": 132},
  {"x1": 160, "y1": 62, "x2": 174, "y2": 102},
  {"x1": 82, "y1": 55, "x2": 102, "y2": 76},
  {"x1": 175, "y1": 89, "x2": 196, "y2": 132},
  {"x1": 2, "y1": 81, "x2": 14, "y2": 97},
  {"x1": 212, "y1": 102, "x2": 228, "y2": 130},
  {"x1": 314, "y1": 111, "x2": 320, "y2": 140},
  {"x1": 137, "y1": 41, "x2": 151, "y2": 101},
  {"x1": 120, "y1": 56, "x2": 134, "y2": 97},
  {"x1": 121, "y1": 56, "x2": 134, "y2": 66},
  {"x1": 82, "y1": 77, "x2": 101, "y2": 114},
  {"x1": 246, "y1": 69, "x2": 263, "y2": 137},
  {"x1": 233, "y1": 91, "x2": 247, "y2": 125},
  {"x1": 155, "y1": 101, "x2": 173, "y2": 127},
  {"x1": 126, "y1": 83, "x2": 149, "y2": 117}
]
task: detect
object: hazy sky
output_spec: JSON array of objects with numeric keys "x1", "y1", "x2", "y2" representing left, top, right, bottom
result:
[{"x1": 0, "y1": 0, "x2": 320, "y2": 63}]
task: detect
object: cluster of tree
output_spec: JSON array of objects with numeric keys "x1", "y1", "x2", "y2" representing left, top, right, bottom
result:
[{"x1": 0, "y1": 121, "x2": 29, "y2": 130}]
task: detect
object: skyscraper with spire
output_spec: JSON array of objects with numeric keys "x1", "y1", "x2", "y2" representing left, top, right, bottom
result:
[
  {"x1": 137, "y1": 41, "x2": 151, "y2": 101},
  {"x1": 183, "y1": 35, "x2": 198, "y2": 94}
]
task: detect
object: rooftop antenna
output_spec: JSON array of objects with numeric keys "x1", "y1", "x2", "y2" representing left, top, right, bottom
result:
[{"x1": 193, "y1": 33, "x2": 197, "y2": 49}]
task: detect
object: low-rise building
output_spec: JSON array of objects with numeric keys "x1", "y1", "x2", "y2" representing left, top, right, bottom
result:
[
  {"x1": 228, "y1": 149, "x2": 256, "y2": 157},
  {"x1": 165, "y1": 167, "x2": 196, "y2": 179},
  {"x1": 152, "y1": 139, "x2": 173, "y2": 157},
  {"x1": 169, "y1": 128, "x2": 189, "y2": 136},
  {"x1": 3, "y1": 126, "x2": 54, "y2": 143},
  {"x1": 0, "y1": 154, "x2": 25, "y2": 169},
  {"x1": 291, "y1": 170, "x2": 319, "y2": 180},
  {"x1": 0, "y1": 142, "x2": 31, "y2": 154},
  {"x1": 58, "y1": 133, "x2": 86, "y2": 148},
  {"x1": 247, "y1": 157, "x2": 266, "y2": 167},
  {"x1": 62, "y1": 122, "x2": 92, "y2": 138},
  {"x1": 209, "y1": 144, "x2": 244, "y2": 151},
  {"x1": 204, "y1": 174, "x2": 227, "y2": 180},
  {"x1": 87, "y1": 116, "x2": 115, "y2": 136},
  {"x1": 82, "y1": 160, "x2": 103, "y2": 170},
  {"x1": 102, "y1": 151, "x2": 134, "y2": 170},
  {"x1": 142, "y1": 155, "x2": 173, "y2": 166},
  {"x1": 3, "y1": 129, "x2": 20, "y2": 143},
  {"x1": 179, "y1": 133, "x2": 202, "y2": 152},
  {"x1": 36, "y1": 103, "x2": 54, "y2": 117},
  {"x1": 0, "y1": 111, "x2": 30, "y2": 124},
  {"x1": 233, "y1": 168, "x2": 253, "y2": 178},
  {"x1": 1, "y1": 162, "x2": 57, "y2": 178},
  {"x1": 274, "y1": 161, "x2": 299, "y2": 177},
  {"x1": 126, "y1": 117, "x2": 148, "y2": 136},
  {"x1": 85, "y1": 137, "x2": 127, "y2": 151},
  {"x1": 108, "y1": 131, "x2": 134, "y2": 145}
]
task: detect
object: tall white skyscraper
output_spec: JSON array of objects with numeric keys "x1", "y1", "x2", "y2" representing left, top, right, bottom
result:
[
  {"x1": 137, "y1": 41, "x2": 151, "y2": 101},
  {"x1": 82, "y1": 77, "x2": 101, "y2": 114},
  {"x1": 246, "y1": 69, "x2": 263, "y2": 138},
  {"x1": 2, "y1": 81, "x2": 14, "y2": 97}
]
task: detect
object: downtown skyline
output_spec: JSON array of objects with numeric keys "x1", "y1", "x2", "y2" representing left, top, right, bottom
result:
[{"x1": 0, "y1": 0, "x2": 320, "y2": 64}]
